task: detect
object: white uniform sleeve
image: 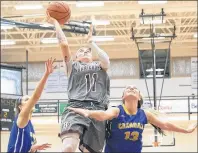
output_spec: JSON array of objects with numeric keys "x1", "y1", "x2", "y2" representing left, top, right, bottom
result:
[{"x1": 89, "y1": 42, "x2": 110, "y2": 69}]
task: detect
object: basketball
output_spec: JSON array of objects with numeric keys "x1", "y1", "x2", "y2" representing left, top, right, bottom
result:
[{"x1": 46, "y1": 2, "x2": 71, "y2": 25}]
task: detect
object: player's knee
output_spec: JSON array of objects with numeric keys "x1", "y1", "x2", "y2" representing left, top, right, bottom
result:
[
  {"x1": 61, "y1": 133, "x2": 80, "y2": 152},
  {"x1": 62, "y1": 144, "x2": 75, "y2": 152}
]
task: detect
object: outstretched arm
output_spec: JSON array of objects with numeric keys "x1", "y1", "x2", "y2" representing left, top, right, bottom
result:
[
  {"x1": 17, "y1": 58, "x2": 55, "y2": 128},
  {"x1": 146, "y1": 111, "x2": 197, "y2": 133},
  {"x1": 87, "y1": 25, "x2": 110, "y2": 71},
  {"x1": 68, "y1": 107, "x2": 120, "y2": 121},
  {"x1": 46, "y1": 12, "x2": 72, "y2": 76}
]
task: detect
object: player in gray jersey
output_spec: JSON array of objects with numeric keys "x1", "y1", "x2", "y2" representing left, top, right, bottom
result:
[{"x1": 47, "y1": 13, "x2": 110, "y2": 153}]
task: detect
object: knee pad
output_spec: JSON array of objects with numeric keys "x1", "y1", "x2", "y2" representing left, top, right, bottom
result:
[{"x1": 61, "y1": 133, "x2": 80, "y2": 152}]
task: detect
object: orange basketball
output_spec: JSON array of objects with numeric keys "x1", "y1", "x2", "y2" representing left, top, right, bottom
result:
[{"x1": 46, "y1": 1, "x2": 71, "y2": 25}]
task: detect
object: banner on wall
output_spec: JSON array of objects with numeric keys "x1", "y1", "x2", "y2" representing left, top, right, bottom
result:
[
  {"x1": 191, "y1": 57, "x2": 197, "y2": 94},
  {"x1": 142, "y1": 99, "x2": 197, "y2": 113},
  {"x1": 45, "y1": 62, "x2": 68, "y2": 93},
  {"x1": 34, "y1": 103, "x2": 58, "y2": 113}
]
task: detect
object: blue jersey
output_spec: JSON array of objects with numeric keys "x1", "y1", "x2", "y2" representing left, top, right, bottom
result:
[
  {"x1": 105, "y1": 105, "x2": 148, "y2": 153},
  {"x1": 7, "y1": 116, "x2": 36, "y2": 153}
]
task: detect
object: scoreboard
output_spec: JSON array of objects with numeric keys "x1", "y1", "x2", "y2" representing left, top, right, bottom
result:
[{"x1": 0, "y1": 97, "x2": 17, "y2": 131}]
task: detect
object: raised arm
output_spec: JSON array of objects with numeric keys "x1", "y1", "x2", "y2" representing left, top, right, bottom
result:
[
  {"x1": 145, "y1": 111, "x2": 197, "y2": 133},
  {"x1": 46, "y1": 13, "x2": 72, "y2": 76},
  {"x1": 87, "y1": 25, "x2": 110, "y2": 71},
  {"x1": 68, "y1": 107, "x2": 120, "y2": 121},
  {"x1": 17, "y1": 58, "x2": 55, "y2": 128}
]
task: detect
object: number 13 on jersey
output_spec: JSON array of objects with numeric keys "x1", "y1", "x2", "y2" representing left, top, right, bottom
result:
[{"x1": 124, "y1": 131, "x2": 139, "y2": 141}]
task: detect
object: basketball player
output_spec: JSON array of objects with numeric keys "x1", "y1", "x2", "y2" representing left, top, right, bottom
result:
[
  {"x1": 7, "y1": 58, "x2": 55, "y2": 153},
  {"x1": 46, "y1": 13, "x2": 110, "y2": 152},
  {"x1": 69, "y1": 85, "x2": 197, "y2": 153}
]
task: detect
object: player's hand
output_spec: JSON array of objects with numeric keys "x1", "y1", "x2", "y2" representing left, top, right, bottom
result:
[
  {"x1": 85, "y1": 24, "x2": 94, "y2": 43},
  {"x1": 68, "y1": 107, "x2": 90, "y2": 117},
  {"x1": 45, "y1": 57, "x2": 56, "y2": 75},
  {"x1": 46, "y1": 11, "x2": 58, "y2": 25},
  {"x1": 186, "y1": 123, "x2": 197, "y2": 133},
  {"x1": 31, "y1": 143, "x2": 51, "y2": 152}
]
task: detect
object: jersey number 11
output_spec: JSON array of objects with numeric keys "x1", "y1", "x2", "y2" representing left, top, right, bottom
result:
[{"x1": 85, "y1": 73, "x2": 98, "y2": 93}]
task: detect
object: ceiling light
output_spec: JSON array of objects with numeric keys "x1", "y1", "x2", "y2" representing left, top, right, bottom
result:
[
  {"x1": 92, "y1": 36, "x2": 114, "y2": 42},
  {"x1": 143, "y1": 37, "x2": 165, "y2": 40},
  {"x1": 146, "y1": 68, "x2": 164, "y2": 72},
  {"x1": 146, "y1": 74, "x2": 164, "y2": 78},
  {"x1": 140, "y1": 19, "x2": 166, "y2": 24},
  {"x1": 23, "y1": 14, "x2": 44, "y2": 17},
  {"x1": 159, "y1": 33, "x2": 172, "y2": 36},
  {"x1": 91, "y1": 20, "x2": 110, "y2": 25},
  {"x1": 40, "y1": 23, "x2": 54, "y2": 27},
  {"x1": 1, "y1": 24, "x2": 16, "y2": 30},
  {"x1": 139, "y1": 39, "x2": 167, "y2": 43},
  {"x1": 138, "y1": 1, "x2": 167, "y2": 5},
  {"x1": 15, "y1": 4, "x2": 43, "y2": 10},
  {"x1": 41, "y1": 38, "x2": 58, "y2": 44},
  {"x1": 1, "y1": 40, "x2": 16, "y2": 45},
  {"x1": 76, "y1": 1, "x2": 104, "y2": 7}
]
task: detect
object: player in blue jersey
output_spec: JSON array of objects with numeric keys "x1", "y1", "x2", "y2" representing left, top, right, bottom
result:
[
  {"x1": 69, "y1": 85, "x2": 197, "y2": 152},
  {"x1": 7, "y1": 58, "x2": 55, "y2": 153}
]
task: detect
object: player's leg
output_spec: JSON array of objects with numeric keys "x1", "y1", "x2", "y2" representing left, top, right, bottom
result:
[
  {"x1": 60, "y1": 108, "x2": 90, "y2": 152},
  {"x1": 81, "y1": 119, "x2": 106, "y2": 153},
  {"x1": 61, "y1": 133, "x2": 80, "y2": 152},
  {"x1": 82, "y1": 147, "x2": 90, "y2": 153}
]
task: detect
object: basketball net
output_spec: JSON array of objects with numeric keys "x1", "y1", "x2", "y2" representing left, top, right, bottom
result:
[
  {"x1": 152, "y1": 141, "x2": 160, "y2": 147},
  {"x1": 150, "y1": 135, "x2": 163, "y2": 147}
]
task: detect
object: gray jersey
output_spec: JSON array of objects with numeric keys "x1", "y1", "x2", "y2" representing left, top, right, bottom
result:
[{"x1": 67, "y1": 61, "x2": 110, "y2": 105}]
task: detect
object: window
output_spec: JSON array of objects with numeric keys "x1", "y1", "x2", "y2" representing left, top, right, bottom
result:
[
  {"x1": 139, "y1": 49, "x2": 170, "y2": 78},
  {"x1": 1, "y1": 66, "x2": 22, "y2": 95}
]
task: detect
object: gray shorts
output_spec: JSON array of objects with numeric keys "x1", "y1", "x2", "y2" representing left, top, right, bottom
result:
[{"x1": 60, "y1": 101, "x2": 107, "y2": 153}]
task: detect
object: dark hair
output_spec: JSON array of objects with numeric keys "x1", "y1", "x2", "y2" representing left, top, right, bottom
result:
[
  {"x1": 15, "y1": 96, "x2": 30, "y2": 116},
  {"x1": 137, "y1": 98, "x2": 143, "y2": 108},
  {"x1": 15, "y1": 96, "x2": 22, "y2": 116},
  {"x1": 145, "y1": 109, "x2": 166, "y2": 136}
]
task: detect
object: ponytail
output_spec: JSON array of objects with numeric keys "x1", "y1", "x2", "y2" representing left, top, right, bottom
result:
[
  {"x1": 146, "y1": 109, "x2": 166, "y2": 136},
  {"x1": 15, "y1": 96, "x2": 22, "y2": 116},
  {"x1": 15, "y1": 95, "x2": 30, "y2": 116}
]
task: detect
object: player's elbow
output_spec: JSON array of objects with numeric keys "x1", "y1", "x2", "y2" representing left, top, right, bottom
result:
[
  {"x1": 106, "y1": 59, "x2": 110, "y2": 68},
  {"x1": 60, "y1": 42, "x2": 69, "y2": 48},
  {"x1": 101, "y1": 60, "x2": 110, "y2": 70}
]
